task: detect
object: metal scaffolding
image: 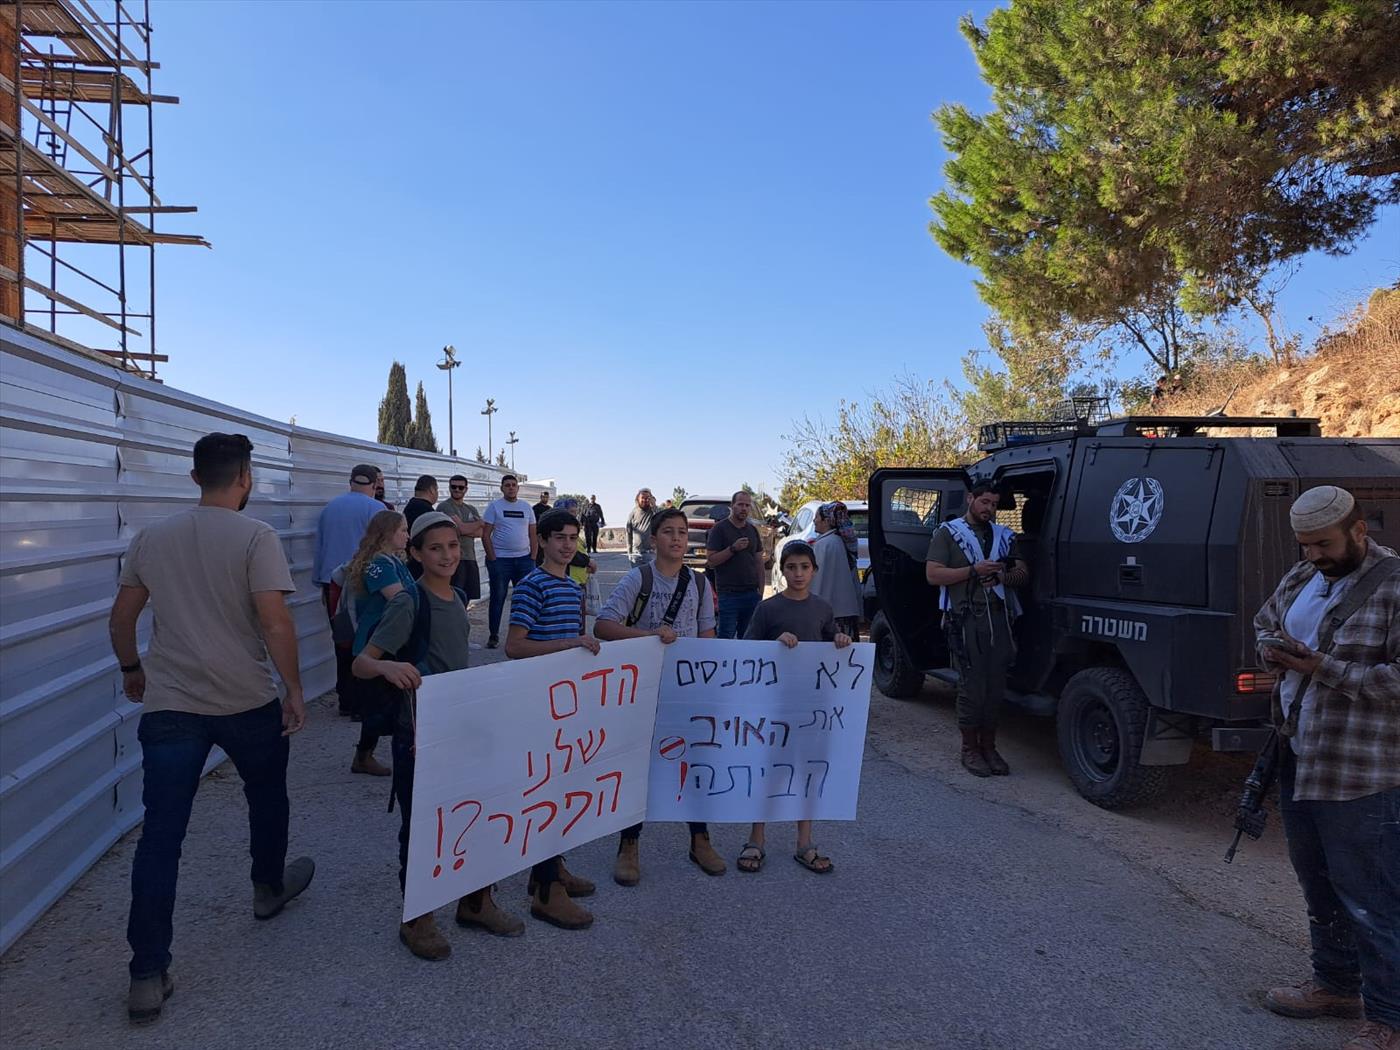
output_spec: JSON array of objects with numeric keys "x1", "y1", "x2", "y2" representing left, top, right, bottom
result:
[{"x1": 0, "y1": 0, "x2": 206, "y2": 379}]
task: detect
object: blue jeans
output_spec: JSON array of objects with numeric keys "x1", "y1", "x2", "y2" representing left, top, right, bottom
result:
[
  {"x1": 486, "y1": 554, "x2": 535, "y2": 637},
  {"x1": 716, "y1": 589, "x2": 761, "y2": 639},
  {"x1": 1279, "y1": 749, "x2": 1400, "y2": 1026},
  {"x1": 127, "y1": 700, "x2": 289, "y2": 978}
]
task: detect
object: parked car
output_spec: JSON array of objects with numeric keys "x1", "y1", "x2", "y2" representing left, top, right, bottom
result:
[
  {"x1": 677, "y1": 496, "x2": 731, "y2": 569},
  {"x1": 771, "y1": 499, "x2": 869, "y2": 592}
]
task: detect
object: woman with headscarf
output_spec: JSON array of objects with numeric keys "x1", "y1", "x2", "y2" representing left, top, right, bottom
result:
[{"x1": 811, "y1": 502, "x2": 861, "y2": 637}]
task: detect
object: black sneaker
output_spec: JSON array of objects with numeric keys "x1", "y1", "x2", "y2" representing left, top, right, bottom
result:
[{"x1": 487, "y1": 634, "x2": 499, "y2": 649}]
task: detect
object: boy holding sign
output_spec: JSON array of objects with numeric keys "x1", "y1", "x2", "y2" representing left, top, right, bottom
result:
[
  {"x1": 505, "y1": 510, "x2": 601, "y2": 930},
  {"x1": 595, "y1": 507, "x2": 726, "y2": 884},
  {"x1": 740, "y1": 541, "x2": 851, "y2": 875},
  {"x1": 353, "y1": 512, "x2": 525, "y2": 962}
]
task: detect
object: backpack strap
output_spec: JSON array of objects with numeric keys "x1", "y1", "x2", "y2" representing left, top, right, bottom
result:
[
  {"x1": 625, "y1": 564, "x2": 655, "y2": 627},
  {"x1": 660, "y1": 566, "x2": 692, "y2": 627}
]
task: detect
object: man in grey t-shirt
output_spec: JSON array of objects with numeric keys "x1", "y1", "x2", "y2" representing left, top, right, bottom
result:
[
  {"x1": 108, "y1": 433, "x2": 315, "y2": 1025},
  {"x1": 706, "y1": 490, "x2": 766, "y2": 638},
  {"x1": 436, "y1": 474, "x2": 483, "y2": 600},
  {"x1": 596, "y1": 507, "x2": 725, "y2": 883}
]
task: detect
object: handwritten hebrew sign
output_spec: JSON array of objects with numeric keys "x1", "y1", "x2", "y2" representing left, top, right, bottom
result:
[
  {"x1": 404, "y1": 638, "x2": 663, "y2": 921},
  {"x1": 646, "y1": 638, "x2": 874, "y2": 823}
]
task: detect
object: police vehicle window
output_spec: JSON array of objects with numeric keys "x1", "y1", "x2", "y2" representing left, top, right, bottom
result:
[{"x1": 889, "y1": 486, "x2": 940, "y2": 530}]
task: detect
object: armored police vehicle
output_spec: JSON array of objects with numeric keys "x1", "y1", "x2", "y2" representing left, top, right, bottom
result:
[{"x1": 866, "y1": 407, "x2": 1400, "y2": 808}]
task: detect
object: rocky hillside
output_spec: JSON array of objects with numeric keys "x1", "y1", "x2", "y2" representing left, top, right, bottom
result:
[{"x1": 1157, "y1": 287, "x2": 1400, "y2": 437}]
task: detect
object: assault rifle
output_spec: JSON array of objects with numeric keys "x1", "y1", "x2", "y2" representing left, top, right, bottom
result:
[{"x1": 1223, "y1": 731, "x2": 1281, "y2": 863}]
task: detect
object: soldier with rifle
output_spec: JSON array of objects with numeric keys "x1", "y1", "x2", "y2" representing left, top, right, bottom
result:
[
  {"x1": 925, "y1": 480, "x2": 1028, "y2": 777},
  {"x1": 1252, "y1": 486, "x2": 1399, "y2": 1050}
]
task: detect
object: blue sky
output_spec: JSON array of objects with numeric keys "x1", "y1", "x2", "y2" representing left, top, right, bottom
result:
[{"x1": 148, "y1": 1, "x2": 1398, "y2": 515}]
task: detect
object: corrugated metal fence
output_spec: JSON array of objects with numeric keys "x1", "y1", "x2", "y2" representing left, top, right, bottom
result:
[{"x1": 0, "y1": 324, "x2": 546, "y2": 952}]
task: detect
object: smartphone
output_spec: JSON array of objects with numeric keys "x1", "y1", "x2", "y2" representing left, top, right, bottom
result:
[{"x1": 1258, "y1": 635, "x2": 1299, "y2": 653}]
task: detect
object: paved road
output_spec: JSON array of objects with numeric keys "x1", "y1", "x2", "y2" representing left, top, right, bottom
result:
[{"x1": 0, "y1": 552, "x2": 1344, "y2": 1049}]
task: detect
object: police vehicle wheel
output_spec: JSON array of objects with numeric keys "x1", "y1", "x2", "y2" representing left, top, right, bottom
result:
[
  {"x1": 1056, "y1": 668, "x2": 1168, "y2": 809},
  {"x1": 871, "y1": 612, "x2": 923, "y2": 699}
]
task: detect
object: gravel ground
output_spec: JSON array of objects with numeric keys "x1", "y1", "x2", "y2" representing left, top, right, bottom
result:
[{"x1": 0, "y1": 552, "x2": 1347, "y2": 1050}]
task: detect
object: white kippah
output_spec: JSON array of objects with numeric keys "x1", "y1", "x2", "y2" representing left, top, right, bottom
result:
[{"x1": 1290, "y1": 486, "x2": 1355, "y2": 532}]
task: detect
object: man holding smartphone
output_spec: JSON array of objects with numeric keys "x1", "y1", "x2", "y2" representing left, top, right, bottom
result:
[{"x1": 1253, "y1": 486, "x2": 1399, "y2": 1050}]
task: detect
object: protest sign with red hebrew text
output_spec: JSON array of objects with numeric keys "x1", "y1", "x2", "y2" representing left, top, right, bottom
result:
[
  {"x1": 404, "y1": 637, "x2": 663, "y2": 921},
  {"x1": 646, "y1": 638, "x2": 873, "y2": 823}
]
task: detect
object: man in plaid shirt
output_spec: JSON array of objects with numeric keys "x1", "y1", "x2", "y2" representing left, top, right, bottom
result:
[{"x1": 1253, "y1": 486, "x2": 1399, "y2": 1050}]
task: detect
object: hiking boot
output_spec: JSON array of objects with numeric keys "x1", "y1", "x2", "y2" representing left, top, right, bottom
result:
[
  {"x1": 486, "y1": 634, "x2": 499, "y2": 649},
  {"x1": 960, "y1": 728, "x2": 992, "y2": 777},
  {"x1": 980, "y1": 728, "x2": 1010, "y2": 776},
  {"x1": 614, "y1": 838, "x2": 641, "y2": 886},
  {"x1": 253, "y1": 856, "x2": 315, "y2": 920},
  {"x1": 455, "y1": 888, "x2": 524, "y2": 937},
  {"x1": 351, "y1": 748, "x2": 391, "y2": 776},
  {"x1": 689, "y1": 832, "x2": 726, "y2": 876},
  {"x1": 557, "y1": 857, "x2": 596, "y2": 898},
  {"x1": 399, "y1": 914, "x2": 451, "y2": 961},
  {"x1": 127, "y1": 973, "x2": 173, "y2": 1026},
  {"x1": 1265, "y1": 979, "x2": 1363, "y2": 1019},
  {"x1": 530, "y1": 881, "x2": 593, "y2": 930},
  {"x1": 1344, "y1": 1022, "x2": 1400, "y2": 1050}
]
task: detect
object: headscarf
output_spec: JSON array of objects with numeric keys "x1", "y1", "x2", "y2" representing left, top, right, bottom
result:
[
  {"x1": 554, "y1": 497, "x2": 581, "y2": 514},
  {"x1": 819, "y1": 502, "x2": 858, "y2": 569}
]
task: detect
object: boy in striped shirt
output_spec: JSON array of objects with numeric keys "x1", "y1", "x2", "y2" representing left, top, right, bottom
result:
[{"x1": 505, "y1": 509, "x2": 601, "y2": 930}]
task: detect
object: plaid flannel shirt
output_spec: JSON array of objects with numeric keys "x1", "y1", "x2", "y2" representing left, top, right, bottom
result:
[{"x1": 1253, "y1": 538, "x2": 1400, "y2": 802}]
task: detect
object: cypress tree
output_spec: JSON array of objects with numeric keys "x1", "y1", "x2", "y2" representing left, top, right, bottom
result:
[
  {"x1": 377, "y1": 362, "x2": 412, "y2": 447},
  {"x1": 411, "y1": 381, "x2": 439, "y2": 452}
]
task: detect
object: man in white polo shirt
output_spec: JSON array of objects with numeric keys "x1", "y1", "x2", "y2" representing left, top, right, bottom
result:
[{"x1": 482, "y1": 473, "x2": 539, "y2": 648}]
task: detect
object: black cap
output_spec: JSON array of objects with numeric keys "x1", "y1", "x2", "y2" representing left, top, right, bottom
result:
[{"x1": 350, "y1": 463, "x2": 379, "y2": 485}]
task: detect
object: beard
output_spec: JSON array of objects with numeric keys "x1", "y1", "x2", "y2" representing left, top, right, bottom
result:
[{"x1": 1313, "y1": 536, "x2": 1365, "y2": 578}]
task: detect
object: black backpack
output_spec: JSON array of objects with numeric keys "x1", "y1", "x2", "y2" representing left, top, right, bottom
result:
[
  {"x1": 359, "y1": 585, "x2": 469, "y2": 738},
  {"x1": 625, "y1": 564, "x2": 708, "y2": 629}
]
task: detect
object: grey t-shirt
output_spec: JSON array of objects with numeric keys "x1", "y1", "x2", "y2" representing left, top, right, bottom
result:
[
  {"x1": 926, "y1": 519, "x2": 1021, "y2": 612},
  {"x1": 368, "y1": 587, "x2": 471, "y2": 675},
  {"x1": 435, "y1": 498, "x2": 482, "y2": 560},
  {"x1": 598, "y1": 565, "x2": 716, "y2": 636},
  {"x1": 706, "y1": 518, "x2": 764, "y2": 593},
  {"x1": 119, "y1": 506, "x2": 295, "y2": 716},
  {"x1": 743, "y1": 593, "x2": 837, "y2": 643}
]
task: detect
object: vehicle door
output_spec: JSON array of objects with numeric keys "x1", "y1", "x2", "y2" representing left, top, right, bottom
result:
[{"x1": 868, "y1": 468, "x2": 971, "y2": 671}]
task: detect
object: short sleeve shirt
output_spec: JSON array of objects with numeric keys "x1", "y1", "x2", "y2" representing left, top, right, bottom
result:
[
  {"x1": 598, "y1": 566, "x2": 716, "y2": 636},
  {"x1": 436, "y1": 498, "x2": 482, "y2": 559},
  {"x1": 926, "y1": 520, "x2": 1020, "y2": 612},
  {"x1": 483, "y1": 498, "x2": 533, "y2": 558},
  {"x1": 706, "y1": 518, "x2": 764, "y2": 592},
  {"x1": 743, "y1": 593, "x2": 837, "y2": 643},
  {"x1": 352, "y1": 553, "x2": 416, "y2": 654},
  {"x1": 510, "y1": 568, "x2": 583, "y2": 640},
  {"x1": 368, "y1": 588, "x2": 472, "y2": 675},
  {"x1": 313, "y1": 491, "x2": 382, "y2": 585},
  {"x1": 120, "y1": 507, "x2": 295, "y2": 716}
]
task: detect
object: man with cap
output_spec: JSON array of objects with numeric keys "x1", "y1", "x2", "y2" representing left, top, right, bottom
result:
[
  {"x1": 314, "y1": 464, "x2": 383, "y2": 715},
  {"x1": 1254, "y1": 486, "x2": 1400, "y2": 1050}
]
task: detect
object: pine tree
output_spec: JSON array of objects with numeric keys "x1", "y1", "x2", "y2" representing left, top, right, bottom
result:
[
  {"x1": 475, "y1": 446, "x2": 487, "y2": 463},
  {"x1": 410, "y1": 381, "x2": 439, "y2": 452},
  {"x1": 495, "y1": 449, "x2": 508, "y2": 467},
  {"x1": 377, "y1": 362, "x2": 412, "y2": 447}
]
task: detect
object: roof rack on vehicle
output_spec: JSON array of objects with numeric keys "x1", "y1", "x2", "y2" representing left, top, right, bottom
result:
[{"x1": 977, "y1": 419, "x2": 1089, "y2": 451}]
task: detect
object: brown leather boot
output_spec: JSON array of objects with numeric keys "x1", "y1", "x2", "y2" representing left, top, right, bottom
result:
[
  {"x1": 960, "y1": 727, "x2": 992, "y2": 777},
  {"x1": 980, "y1": 727, "x2": 1010, "y2": 776},
  {"x1": 1343, "y1": 1022, "x2": 1400, "y2": 1050},
  {"x1": 351, "y1": 748, "x2": 391, "y2": 776},
  {"x1": 556, "y1": 857, "x2": 596, "y2": 897},
  {"x1": 399, "y1": 913, "x2": 451, "y2": 961},
  {"x1": 530, "y1": 881, "x2": 594, "y2": 930},
  {"x1": 614, "y1": 838, "x2": 641, "y2": 886},
  {"x1": 455, "y1": 887, "x2": 524, "y2": 937},
  {"x1": 689, "y1": 832, "x2": 726, "y2": 876},
  {"x1": 1264, "y1": 978, "x2": 1362, "y2": 1019}
]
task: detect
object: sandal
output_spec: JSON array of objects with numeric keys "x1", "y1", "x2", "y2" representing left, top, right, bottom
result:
[
  {"x1": 736, "y1": 842, "x2": 765, "y2": 873},
  {"x1": 794, "y1": 845, "x2": 833, "y2": 874}
]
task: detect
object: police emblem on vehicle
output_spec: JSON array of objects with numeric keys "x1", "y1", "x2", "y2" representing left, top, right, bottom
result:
[{"x1": 1109, "y1": 477, "x2": 1164, "y2": 543}]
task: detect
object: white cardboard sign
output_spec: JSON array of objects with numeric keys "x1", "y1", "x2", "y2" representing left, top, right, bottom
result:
[
  {"x1": 645, "y1": 638, "x2": 874, "y2": 823},
  {"x1": 404, "y1": 637, "x2": 663, "y2": 920}
]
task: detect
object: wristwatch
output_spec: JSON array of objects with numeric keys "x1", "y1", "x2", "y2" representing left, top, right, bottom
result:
[{"x1": 120, "y1": 660, "x2": 142, "y2": 674}]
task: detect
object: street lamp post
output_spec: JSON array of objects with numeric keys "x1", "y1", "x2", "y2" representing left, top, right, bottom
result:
[
  {"x1": 506, "y1": 431, "x2": 519, "y2": 471},
  {"x1": 481, "y1": 398, "x2": 497, "y2": 465},
  {"x1": 436, "y1": 344, "x2": 461, "y2": 456}
]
